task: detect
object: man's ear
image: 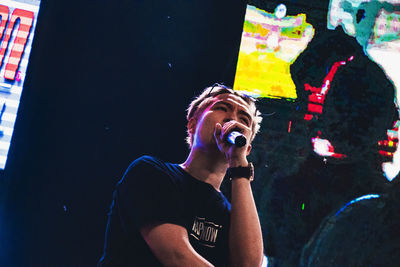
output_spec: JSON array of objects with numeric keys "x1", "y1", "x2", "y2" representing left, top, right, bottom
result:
[
  {"x1": 187, "y1": 117, "x2": 197, "y2": 135},
  {"x1": 246, "y1": 144, "x2": 252, "y2": 156}
]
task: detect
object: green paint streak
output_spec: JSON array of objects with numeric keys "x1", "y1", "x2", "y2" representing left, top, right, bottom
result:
[
  {"x1": 281, "y1": 25, "x2": 307, "y2": 39},
  {"x1": 243, "y1": 20, "x2": 257, "y2": 34}
]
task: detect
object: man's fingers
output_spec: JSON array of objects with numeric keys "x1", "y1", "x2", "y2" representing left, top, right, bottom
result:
[
  {"x1": 214, "y1": 123, "x2": 223, "y2": 141},
  {"x1": 222, "y1": 121, "x2": 250, "y2": 140}
]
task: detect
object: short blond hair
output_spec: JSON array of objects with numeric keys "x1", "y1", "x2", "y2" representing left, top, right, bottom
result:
[{"x1": 186, "y1": 83, "x2": 262, "y2": 147}]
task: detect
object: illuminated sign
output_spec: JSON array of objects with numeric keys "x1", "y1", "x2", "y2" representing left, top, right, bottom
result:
[{"x1": 0, "y1": 0, "x2": 40, "y2": 169}]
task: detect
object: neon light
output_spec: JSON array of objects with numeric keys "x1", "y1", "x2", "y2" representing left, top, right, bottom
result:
[
  {"x1": 304, "y1": 57, "x2": 353, "y2": 121},
  {"x1": 335, "y1": 194, "x2": 380, "y2": 216},
  {"x1": 274, "y1": 4, "x2": 286, "y2": 20},
  {"x1": 0, "y1": 1, "x2": 40, "y2": 170},
  {"x1": 311, "y1": 137, "x2": 347, "y2": 159},
  {"x1": 301, "y1": 203, "x2": 305, "y2": 210},
  {"x1": 0, "y1": 7, "x2": 34, "y2": 80},
  {"x1": 288, "y1": 120, "x2": 292, "y2": 133},
  {"x1": 1, "y1": 0, "x2": 39, "y2": 12},
  {"x1": 387, "y1": 129, "x2": 398, "y2": 139},
  {"x1": 378, "y1": 140, "x2": 397, "y2": 148},
  {"x1": 382, "y1": 161, "x2": 400, "y2": 181},
  {"x1": 0, "y1": 6, "x2": 10, "y2": 46},
  {"x1": 379, "y1": 150, "x2": 393, "y2": 157},
  {"x1": 261, "y1": 255, "x2": 269, "y2": 267},
  {"x1": 0, "y1": 140, "x2": 10, "y2": 150}
]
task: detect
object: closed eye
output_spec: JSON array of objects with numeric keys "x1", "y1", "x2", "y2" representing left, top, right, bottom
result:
[
  {"x1": 241, "y1": 117, "x2": 250, "y2": 126},
  {"x1": 214, "y1": 106, "x2": 227, "y2": 111}
]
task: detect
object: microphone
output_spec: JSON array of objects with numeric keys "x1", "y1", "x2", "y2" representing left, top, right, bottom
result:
[{"x1": 227, "y1": 131, "x2": 247, "y2": 147}]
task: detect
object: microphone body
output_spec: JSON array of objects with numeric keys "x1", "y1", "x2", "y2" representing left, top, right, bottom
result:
[{"x1": 227, "y1": 131, "x2": 247, "y2": 147}]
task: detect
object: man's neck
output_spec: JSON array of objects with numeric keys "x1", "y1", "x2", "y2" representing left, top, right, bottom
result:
[{"x1": 180, "y1": 148, "x2": 228, "y2": 191}]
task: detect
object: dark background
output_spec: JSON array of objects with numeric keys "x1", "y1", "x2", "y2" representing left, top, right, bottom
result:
[
  {"x1": 0, "y1": 0, "x2": 251, "y2": 265},
  {"x1": 1, "y1": 0, "x2": 397, "y2": 266}
]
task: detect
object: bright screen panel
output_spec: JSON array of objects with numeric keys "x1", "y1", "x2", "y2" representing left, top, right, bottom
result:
[
  {"x1": 0, "y1": 0, "x2": 40, "y2": 169},
  {"x1": 233, "y1": 4, "x2": 314, "y2": 100},
  {"x1": 235, "y1": 1, "x2": 400, "y2": 180}
]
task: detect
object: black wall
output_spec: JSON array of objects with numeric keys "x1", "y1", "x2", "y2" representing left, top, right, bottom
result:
[{"x1": 0, "y1": 0, "x2": 247, "y2": 265}]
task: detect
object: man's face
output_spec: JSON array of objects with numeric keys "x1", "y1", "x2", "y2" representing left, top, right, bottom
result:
[{"x1": 190, "y1": 93, "x2": 255, "y2": 150}]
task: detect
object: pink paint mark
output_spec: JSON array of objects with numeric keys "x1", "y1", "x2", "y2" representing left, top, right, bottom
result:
[
  {"x1": 303, "y1": 56, "x2": 354, "y2": 121},
  {"x1": 311, "y1": 137, "x2": 347, "y2": 159},
  {"x1": 15, "y1": 70, "x2": 21, "y2": 82}
]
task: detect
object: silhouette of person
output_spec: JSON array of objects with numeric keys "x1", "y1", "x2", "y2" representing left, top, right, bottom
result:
[{"x1": 255, "y1": 0, "x2": 398, "y2": 265}]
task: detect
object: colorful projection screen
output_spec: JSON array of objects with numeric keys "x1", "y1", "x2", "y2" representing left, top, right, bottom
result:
[
  {"x1": 234, "y1": 2, "x2": 400, "y2": 180},
  {"x1": 234, "y1": 4, "x2": 314, "y2": 100},
  {"x1": 0, "y1": 0, "x2": 40, "y2": 169}
]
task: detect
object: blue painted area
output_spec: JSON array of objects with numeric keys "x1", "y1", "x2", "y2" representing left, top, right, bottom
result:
[{"x1": 335, "y1": 194, "x2": 380, "y2": 216}]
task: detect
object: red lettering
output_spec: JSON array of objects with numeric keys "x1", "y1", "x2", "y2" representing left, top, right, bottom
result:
[
  {"x1": 0, "y1": 7, "x2": 34, "y2": 80},
  {"x1": 0, "y1": 5, "x2": 9, "y2": 43}
]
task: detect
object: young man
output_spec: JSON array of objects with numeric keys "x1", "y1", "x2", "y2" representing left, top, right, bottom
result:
[{"x1": 98, "y1": 84, "x2": 264, "y2": 267}]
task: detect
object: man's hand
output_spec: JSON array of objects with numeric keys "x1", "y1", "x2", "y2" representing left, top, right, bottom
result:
[
  {"x1": 213, "y1": 121, "x2": 252, "y2": 167},
  {"x1": 214, "y1": 121, "x2": 264, "y2": 267}
]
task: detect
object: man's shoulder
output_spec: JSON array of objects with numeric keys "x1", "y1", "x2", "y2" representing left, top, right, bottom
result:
[
  {"x1": 124, "y1": 155, "x2": 173, "y2": 173},
  {"x1": 118, "y1": 155, "x2": 182, "y2": 186},
  {"x1": 127, "y1": 155, "x2": 166, "y2": 169}
]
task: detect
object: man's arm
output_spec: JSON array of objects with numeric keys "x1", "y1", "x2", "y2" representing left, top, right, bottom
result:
[
  {"x1": 140, "y1": 223, "x2": 215, "y2": 267},
  {"x1": 214, "y1": 122, "x2": 264, "y2": 267},
  {"x1": 117, "y1": 157, "x2": 213, "y2": 266},
  {"x1": 229, "y1": 177, "x2": 264, "y2": 267}
]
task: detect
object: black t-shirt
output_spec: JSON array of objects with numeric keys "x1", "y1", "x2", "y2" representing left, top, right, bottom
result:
[{"x1": 98, "y1": 155, "x2": 231, "y2": 266}]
